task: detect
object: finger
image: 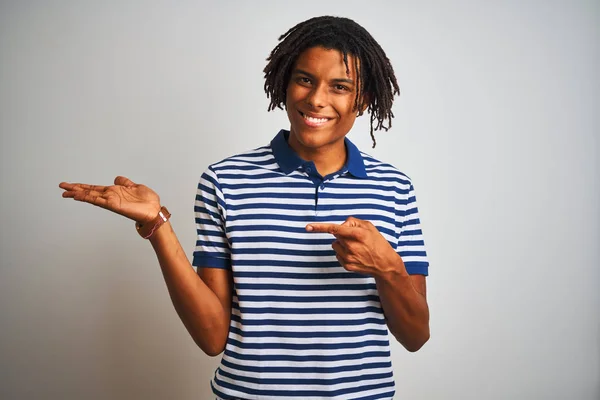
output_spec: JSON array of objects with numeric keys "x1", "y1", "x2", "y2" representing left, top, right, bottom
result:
[
  {"x1": 342, "y1": 263, "x2": 360, "y2": 273},
  {"x1": 334, "y1": 252, "x2": 345, "y2": 267},
  {"x1": 59, "y1": 182, "x2": 108, "y2": 192},
  {"x1": 306, "y1": 223, "x2": 340, "y2": 234},
  {"x1": 306, "y1": 223, "x2": 358, "y2": 239},
  {"x1": 76, "y1": 191, "x2": 110, "y2": 208},
  {"x1": 334, "y1": 254, "x2": 359, "y2": 273},
  {"x1": 114, "y1": 176, "x2": 136, "y2": 187},
  {"x1": 63, "y1": 188, "x2": 110, "y2": 208},
  {"x1": 332, "y1": 239, "x2": 347, "y2": 254}
]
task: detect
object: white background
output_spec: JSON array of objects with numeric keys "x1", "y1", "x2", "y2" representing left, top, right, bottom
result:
[{"x1": 1, "y1": 1, "x2": 598, "y2": 399}]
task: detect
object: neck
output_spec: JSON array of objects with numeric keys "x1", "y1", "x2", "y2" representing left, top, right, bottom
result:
[
  {"x1": 289, "y1": 137, "x2": 347, "y2": 176},
  {"x1": 310, "y1": 147, "x2": 347, "y2": 176}
]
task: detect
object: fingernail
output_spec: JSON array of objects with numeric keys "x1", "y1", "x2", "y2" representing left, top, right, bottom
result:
[{"x1": 306, "y1": 225, "x2": 313, "y2": 232}]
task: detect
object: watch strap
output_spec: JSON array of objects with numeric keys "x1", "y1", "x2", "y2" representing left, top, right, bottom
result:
[{"x1": 135, "y1": 206, "x2": 171, "y2": 239}]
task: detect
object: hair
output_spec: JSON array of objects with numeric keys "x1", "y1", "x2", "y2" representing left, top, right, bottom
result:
[{"x1": 263, "y1": 16, "x2": 400, "y2": 148}]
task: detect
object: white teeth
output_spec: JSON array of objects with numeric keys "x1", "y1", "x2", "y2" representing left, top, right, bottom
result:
[{"x1": 304, "y1": 115, "x2": 328, "y2": 123}]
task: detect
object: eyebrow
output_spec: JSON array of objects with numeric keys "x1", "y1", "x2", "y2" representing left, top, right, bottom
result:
[{"x1": 293, "y1": 68, "x2": 355, "y2": 85}]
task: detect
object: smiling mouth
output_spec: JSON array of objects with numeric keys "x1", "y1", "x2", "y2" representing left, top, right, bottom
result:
[{"x1": 299, "y1": 111, "x2": 331, "y2": 127}]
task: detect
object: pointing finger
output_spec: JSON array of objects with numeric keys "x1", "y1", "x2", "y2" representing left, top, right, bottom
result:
[
  {"x1": 306, "y1": 223, "x2": 339, "y2": 234},
  {"x1": 306, "y1": 223, "x2": 357, "y2": 238}
]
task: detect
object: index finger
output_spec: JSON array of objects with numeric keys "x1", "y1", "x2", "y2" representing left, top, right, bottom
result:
[{"x1": 306, "y1": 223, "x2": 356, "y2": 238}]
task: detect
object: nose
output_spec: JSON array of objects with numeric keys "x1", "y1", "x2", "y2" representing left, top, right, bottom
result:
[{"x1": 305, "y1": 83, "x2": 327, "y2": 109}]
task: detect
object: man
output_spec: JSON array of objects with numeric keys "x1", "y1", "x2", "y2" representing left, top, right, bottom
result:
[{"x1": 60, "y1": 16, "x2": 430, "y2": 400}]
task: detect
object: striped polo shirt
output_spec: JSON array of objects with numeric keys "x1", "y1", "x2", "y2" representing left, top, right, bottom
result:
[{"x1": 193, "y1": 129, "x2": 429, "y2": 400}]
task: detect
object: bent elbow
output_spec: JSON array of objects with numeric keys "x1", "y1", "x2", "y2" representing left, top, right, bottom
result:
[
  {"x1": 406, "y1": 331, "x2": 430, "y2": 352},
  {"x1": 197, "y1": 340, "x2": 226, "y2": 357},
  {"x1": 397, "y1": 328, "x2": 430, "y2": 353},
  {"x1": 192, "y1": 334, "x2": 226, "y2": 357},
  {"x1": 202, "y1": 345, "x2": 225, "y2": 357}
]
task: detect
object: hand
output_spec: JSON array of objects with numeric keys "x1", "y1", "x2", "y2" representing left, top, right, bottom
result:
[
  {"x1": 306, "y1": 217, "x2": 403, "y2": 278},
  {"x1": 59, "y1": 176, "x2": 162, "y2": 224}
]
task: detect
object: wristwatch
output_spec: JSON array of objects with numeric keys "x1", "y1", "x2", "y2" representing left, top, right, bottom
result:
[{"x1": 135, "y1": 206, "x2": 171, "y2": 239}]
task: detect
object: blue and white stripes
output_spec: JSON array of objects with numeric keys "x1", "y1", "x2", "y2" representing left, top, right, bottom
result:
[{"x1": 193, "y1": 130, "x2": 428, "y2": 400}]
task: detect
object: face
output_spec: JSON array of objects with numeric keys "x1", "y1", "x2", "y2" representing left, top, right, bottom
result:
[{"x1": 285, "y1": 46, "x2": 364, "y2": 160}]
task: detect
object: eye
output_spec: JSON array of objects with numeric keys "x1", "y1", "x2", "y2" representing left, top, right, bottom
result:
[
  {"x1": 296, "y1": 76, "x2": 312, "y2": 86},
  {"x1": 334, "y1": 84, "x2": 350, "y2": 92}
]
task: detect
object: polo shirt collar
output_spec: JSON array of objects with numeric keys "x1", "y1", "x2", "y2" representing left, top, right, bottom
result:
[{"x1": 270, "y1": 129, "x2": 367, "y2": 178}]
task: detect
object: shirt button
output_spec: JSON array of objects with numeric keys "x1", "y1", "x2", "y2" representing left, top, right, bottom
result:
[
  {"x1": 306, "y1": 167, "x2": 312, "y2": 173},
  {"x1": 320, "y1": 184, "x2": 325, "y2": 190}
]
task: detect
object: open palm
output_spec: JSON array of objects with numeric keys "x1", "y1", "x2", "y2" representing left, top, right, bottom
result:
[{"x1": 59, "y1": 176, "x2": 161, "y2": 224}]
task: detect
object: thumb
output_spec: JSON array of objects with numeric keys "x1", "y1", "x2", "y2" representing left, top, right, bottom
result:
[
  {"x1": 114, "y1": 176, "x2": 136, "y2": 187},
  {"x1": 341, "y1": 217, "x2": 362, "y2": 228}
]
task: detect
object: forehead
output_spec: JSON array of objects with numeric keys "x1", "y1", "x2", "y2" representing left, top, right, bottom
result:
[{"x1": 293, "y1": 46, "x2": 358, "y2": 79}]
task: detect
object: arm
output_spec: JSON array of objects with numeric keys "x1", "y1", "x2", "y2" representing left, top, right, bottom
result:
[
  {"x1": 149, "y1": 221, "x2": 232, "y2": 356},
  {"x1": 306, "y1": 217, "x2": 430, "y2": 352},
  {"x1": 373, "y1": 260, "x2": 429, "y2": 352},
  {"x1": 59, "y1": 176, "x2": 232, "y2": 356}
]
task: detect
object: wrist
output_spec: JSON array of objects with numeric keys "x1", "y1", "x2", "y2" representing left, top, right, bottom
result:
[
  {"x1": 136, "y1": 206, "x2": 171, "y2": 239},
  {"x1": 139, "y1": 204, "x2": 162, "y2": 225},
  {"x1": 374, "y1": 252, "x2": 409, "y2": 282}
]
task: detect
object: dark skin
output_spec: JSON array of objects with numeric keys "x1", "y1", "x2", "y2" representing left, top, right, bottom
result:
[
  {"x1": 288, "y1": 46, "x2": 429, "y2": 350},
  {"x1": 285, "y1": 46, "x2": 365, "y2": 176},
  {"x1": 59, "y1": 45, "x2": 429, "y2": 355},
  {"x1": 307, "y1": 217, "x2": 429, "y2": 351},
  {"x1": 59, "y1": 176, "x2": 232, "y2": 356}
]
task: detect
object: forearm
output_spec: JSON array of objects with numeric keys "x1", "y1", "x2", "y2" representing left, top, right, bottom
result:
[
  {"x1": 375, "y1": 257, "x2": 430, "y2": 352},
  {"x1": 148, "y1": 222, "x2": 229, "y2": 356}
]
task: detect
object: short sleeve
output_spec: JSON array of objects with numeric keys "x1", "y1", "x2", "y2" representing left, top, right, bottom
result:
[
  {"x1": 192, "y1": 166, "x2": 231, "y2": 269},
  {"x1": 397, "y1": 183, "x2": 429, "y2": 276}
]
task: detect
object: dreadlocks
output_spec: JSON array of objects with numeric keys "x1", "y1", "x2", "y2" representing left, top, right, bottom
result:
[{"x1": 263, "y1": 16, "x2": 400, "y2": 148}]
